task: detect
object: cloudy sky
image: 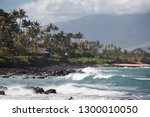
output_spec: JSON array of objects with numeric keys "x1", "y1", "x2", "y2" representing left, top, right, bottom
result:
[{"x1": 0, "y1": 0, "x2": 150, "y2": 24}]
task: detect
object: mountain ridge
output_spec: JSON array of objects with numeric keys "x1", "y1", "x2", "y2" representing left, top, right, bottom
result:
[{"x1": 56, "y1": 13, "x2": 150, "y2": 49}]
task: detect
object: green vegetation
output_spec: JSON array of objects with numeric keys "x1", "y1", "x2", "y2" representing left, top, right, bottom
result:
[
  {"x1": 68, "y1": 57, "x2": 108, "y2": 64},
  {"x1": 0, "y1": 9, "x2": 150, "y2": 67}
]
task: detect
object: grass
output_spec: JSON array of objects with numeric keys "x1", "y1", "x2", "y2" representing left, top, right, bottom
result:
[
  {"x1": 68, "y1": 57, "x2": 108, "y2": 64},
  {"x1": 0, "y1": 56, "x2": 62, "y2": 67},
  {"x1": 0, "y1": 56, "x2": 111, "y2": 67},
  {"x1": 0, "y1": 58, "x2": 6, "y2": 63}
]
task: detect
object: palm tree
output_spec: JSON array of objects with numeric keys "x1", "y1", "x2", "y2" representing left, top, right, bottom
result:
[
  {"x1": 53, "y1": 25, "x2": 59, "y2": 33},
  {"x1": 11, "y1": 9, "x2": 19, "y2": 20},
  {"x1": 43, "y1": 23, "x2": 54, "y2": 48},
  {"x1": 18, "y1": 9, "x2": 28, "y2": 28},
  {"x1": 21, "y1": 20, "x2": 32, "y2": 48},
  {"x1": 10, "y1": 9, "x2": 29, "y2": 55},
  {"x1": 75, "y1": 32, "x2": 84, "y2": 43},
  {"x1": 0, "y1": 9, "x2": 21, "y2": 56},
  {"x1": 0, "y1": 9, "x2": 5, "y2": 45},
  {"x1": 67, "y1": 33, "x2": 74, "y2": 40},
  {"x1": 27, "y1": 21, "x2": 41, "y2": 53}
]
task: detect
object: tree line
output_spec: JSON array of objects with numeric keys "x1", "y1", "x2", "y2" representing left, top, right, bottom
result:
[
  {"x1": 0, "y1": 9, "x2": 150, "y2": 64},
  {"x1": 0, "y1": 9, "x2": 100, "y2": 58}
]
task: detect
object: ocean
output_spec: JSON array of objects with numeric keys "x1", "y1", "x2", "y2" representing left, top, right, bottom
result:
[{"x1": 0, "y1": 67, "x2": 150, "y2": 100}]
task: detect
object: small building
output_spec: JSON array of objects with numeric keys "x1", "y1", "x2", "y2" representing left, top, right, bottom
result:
[{"x1": 28, "y1": 47, "x2": 51, "y2": 57}]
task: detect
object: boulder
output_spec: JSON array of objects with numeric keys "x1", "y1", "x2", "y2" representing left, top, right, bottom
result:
[
  {"x1": 77, "y1": 70, "x2": 85, "y2": 73},
  {"x1": 0, "y1": 91, "x2": 5, "y2": 95},
  {"x1": 22, "y1": 76, "x2": 29, "y2": 79},
  {"x1": 1, "y1": 75, "x2": 10, "y2": 78},
  {"x1": 0, "y1": 86, "x2": 8, "y2": 91},
  {"x1": 48, "y1": 69, "x2": 76, "y2": 76},
  {"x1": 37, "y1": 76, "x2": 45, "y2": 79},
  {"x1": 44, "y1": 89, "x2": 56, "y2": 94},
  {"x1": 33, "y1": 87, "x2": 45, "y2": 94},
  {"x1": 67, "y1": 69, "x2": 76, "y2": 73},
  {"x1": 68, "y1": 97, "x2": 74, "y2": 100}
]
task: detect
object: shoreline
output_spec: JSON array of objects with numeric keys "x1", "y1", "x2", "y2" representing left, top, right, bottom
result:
[
  {"x1": 112, "y1": 63, "x2": 150, "y2": 67},
  {"x1": 0, "y1": 63, "x2": 92, "y2": 77},
  {"x1": 0, "y1": 63, "x2": 150, "y2": 76}
]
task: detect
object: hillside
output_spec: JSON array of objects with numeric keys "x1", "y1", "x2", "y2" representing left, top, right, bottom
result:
[{"x1": 56, "y1": 13, "x2": 150, "y2": 49}]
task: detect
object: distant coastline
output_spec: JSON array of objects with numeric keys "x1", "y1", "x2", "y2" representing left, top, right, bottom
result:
[
  {"x1": 112, "y1": 63, "x2": 150, "y2": 67},
  {"x1": 0, "y1": 58, "x2": 150, "y2": 77}
]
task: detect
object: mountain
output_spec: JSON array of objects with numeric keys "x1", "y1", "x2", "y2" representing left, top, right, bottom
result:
[{"x1": 56, "y1": 13, "x2": 150, "y2": 49}]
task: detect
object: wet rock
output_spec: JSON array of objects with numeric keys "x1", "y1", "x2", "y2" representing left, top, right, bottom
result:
[
  {"x1": 37, "y1": 76, "x2": 45, "y2": 79},
  {"x1": 0, "y1": 86, "x2": 8, "y2": 91},
  {"x1": 0, "y1": 91, "x2": 5, "y2": 95},
  {"x1": 54, "y1": 70, "x2": 58, "y2": 76},
  {"x1": 67, "y1": 69, "x2": 76, "y2": 73},
  {"x1": 68, "y1": 97, "x2": 73, "y2": 100},
  {"x1": 33, "y1": 87, "x2": 45, "y2": 94},
  {"x1": 77, "y1": 70, "x2": 85, "y2": 73},
  {"x1": 44, "y1": 89, "x2": 56, "y2": 94},
  {"x1": 0, "y1": 67, "x2": 77, "y2": 77},
  {"x1": 49, "y1": 69, "x2": 76, "y2": 76},
  {"x1": 23, "y1": 76, "x2": 36, "y2": 79},
  {"x1": 22, "y1": 76, "x2": 29, "y2": 79},
  {"x1": 1, "y1": 75, "x2": 10, "y2": 78}
]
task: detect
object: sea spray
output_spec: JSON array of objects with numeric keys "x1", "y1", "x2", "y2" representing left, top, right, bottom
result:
[{"x1": 0, "y1": 67, "x2": 150, "y2": 100}]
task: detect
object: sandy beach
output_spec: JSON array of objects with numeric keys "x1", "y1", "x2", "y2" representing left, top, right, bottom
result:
[{"x1": 113, "y1": 63, "x2": 150, "y2": 67}]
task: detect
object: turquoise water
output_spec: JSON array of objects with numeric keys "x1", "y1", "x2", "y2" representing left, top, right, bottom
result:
[{"x1": 0, "y1": 67, "x2": 150, "y2": 100}]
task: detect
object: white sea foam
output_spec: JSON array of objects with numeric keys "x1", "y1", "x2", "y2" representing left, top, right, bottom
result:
[
  {"x1": 0, "y1": 66, "x2": 149, "y2": 100},
  {"x1": 65, "y1": 73, "x2": 91, "y2": 80},
  {"x1": 82, "y1": 67, "x2": 99, "y2": 74},
  {"x1": 66, "y1": 73, "x2": 114, "y2": 80},
  {"x1": 140, "y1": 67, "x2": 150, "y2": 69},
  {"x1": 6, "y1": 85, "x2": 34, "y2": 96},
  {"x1": 134, "y1": 78, "x2": 150, "y2": 81},
  {"x1": 93, "y1": 74, "x2": 113, "y2": 79},
  {"x1": 0, "y1": 83, "x2": 126, "y2": 100},
  {"x1": 54, "y1": 84, "x2": 125, "y2": 97},
  {"x1": 65, "y1": 67, "x2": 117, "y2": 80}
]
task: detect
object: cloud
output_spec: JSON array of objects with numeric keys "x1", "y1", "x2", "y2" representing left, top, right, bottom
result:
[{"x1": 20, "y1": 0, "x2": 150, "y2": 24}]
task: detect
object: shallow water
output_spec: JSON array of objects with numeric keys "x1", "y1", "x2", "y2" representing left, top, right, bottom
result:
[{"x1": 0, "y1": 67, "x2": 150, "y2": 100}]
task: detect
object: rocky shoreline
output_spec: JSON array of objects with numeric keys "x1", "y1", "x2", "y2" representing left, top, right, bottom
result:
[
  {"x1": 0, "y1": 85, "x2": 74, "y2": 100},
  {"x1": 0, "y1": 63, "x2": 150, "y2": 78},
  {"x1": 0, "y1": 63, "x2": 82, "y2": 78},
  {"x1": 0, "y1": 63, "x2": 150, "y2": 99},
  {"x1": 0, "y1": 64, "x2": 82, "y2": 98},
  {"x1": 0, "y1": 64, "x2": 87, "y2": 98},
  {"x1": 0, "y1": 86, "x2": 7, "y2": 95},
  {"x1": 0, "y1": 67, "x2": 76, "y2": 78},
  {"x1": 0, "y1": 85, "x2": 56, "y2": 95}
]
